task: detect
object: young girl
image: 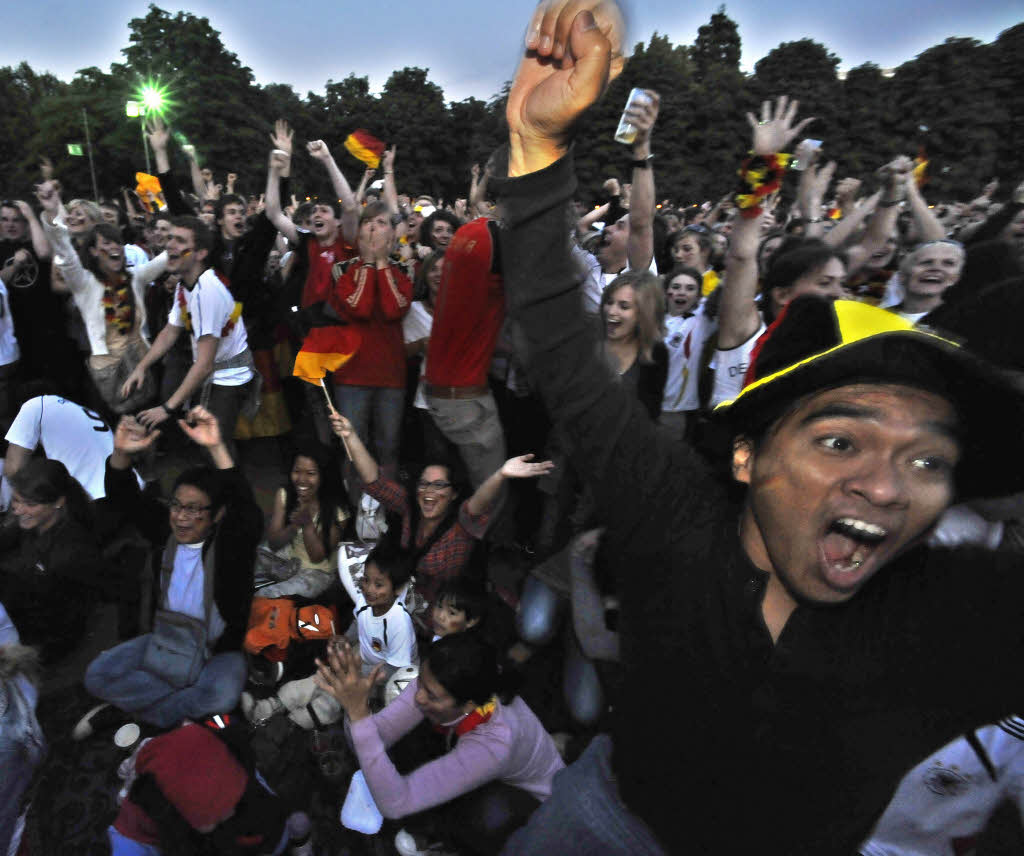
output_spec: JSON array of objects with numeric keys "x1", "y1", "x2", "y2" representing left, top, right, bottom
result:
[
  {"x1": 599, "y1": 272, "x2": 667, "y2": 420},
  {"x1": 430, "y1": 577, "x2": 487, "y2": 640},
  {"x1": 339, "y1": 540, "x2": 417, "y2": 678},
  {"x1": 258, "y1": 444, "x2": 349, "y2": 599},
  {"x1": 660, "y1": 265, "x2": 716, "y2": 440}
]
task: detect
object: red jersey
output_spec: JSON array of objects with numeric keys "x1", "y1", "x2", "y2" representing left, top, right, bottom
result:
[
  {"x1": 328, "y1": 260, "x2": 412, "y2": 388},
  {"x1": 425, "y1": 218, "x2": 504, "y2": 388},
  {"x1": 303, "y1": 234, "x2": 356, "y2": 307}
]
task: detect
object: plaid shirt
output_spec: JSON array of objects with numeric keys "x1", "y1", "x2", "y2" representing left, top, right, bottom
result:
[{"x1": 364, "y1": 477, "x2": 489, "y2": 605}]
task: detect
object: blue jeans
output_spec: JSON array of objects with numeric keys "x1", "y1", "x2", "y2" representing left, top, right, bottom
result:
[
  {"x1": 334, "y1": 385, "x2": 404, "y2": 480},
  {"x1": 84, "y1": 635, "x2": 247, "y2": 729},
  {"x1": 501, "y1": 735, "x2": 667, "y2": 856}
]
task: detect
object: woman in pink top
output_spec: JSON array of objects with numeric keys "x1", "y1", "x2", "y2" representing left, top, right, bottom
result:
[{"x1": 316, "y1": 632, "x2": 564, "y2": 854}]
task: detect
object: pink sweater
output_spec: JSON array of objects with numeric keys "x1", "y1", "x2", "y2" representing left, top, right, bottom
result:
[{"x1": 349, "y1": 678, "x2": 564, "y2": 818}]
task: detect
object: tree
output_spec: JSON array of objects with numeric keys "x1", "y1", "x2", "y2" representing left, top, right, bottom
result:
[
  {"x1": 0, "y1": 63, "x2": 67, "y2": 194},
  {"x1": 376, "y1": 68, "x2": 452, "y2": 200},
  {"x1": 691, "y1": 6, "x2": 741, "y2": 80},
  {"x1": 751, "y1": 40, "x2": 842, "y2": 146},
  {"x1": 888, "y1": 38, "x2": 1001, "y2": 198},
  {"x1": 836, "y1": 64, "x2": 894, "y2": 179}
]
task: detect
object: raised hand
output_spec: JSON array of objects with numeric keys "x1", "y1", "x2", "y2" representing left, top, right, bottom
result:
[
  {"x1": 508, "y1": 0, "x2": 626, "y2": 174},
  {"x1": 746, "y1": 96, "x2": 814, "y2": 156},
  {"x1": 145, "y1": 115, "x2": 169, "y2": 152},
  {"x1": 307, "y1": 140, "x2": 332, "y2": 162},
  {"x1": 270, "y1": 119, "x2": 293, "y2": 156},
  {"x1": 34, "y1": 180, "x2": 61, "y2": 216},
  {"x1": 328, "y1": 412, "x2": 354, "y2": 440},
  {"x1": 268, "y1": 149, "x2": 289, "y2": 174},
  {"x1": 382, "y1": 145, "x2": 396, "y2": 173},
  {"x1": 500, "y1": 453, "x2": 555, "y2": 480},
  {"x1": 471, "y1": 163, "x2": 481, "y2": 180},
  {"x1": 39, "y1": 157, "x2": 54, "y2": 181},
  {"x1": 178, "y1": 406, "x2": 222, "y2": 448},
  {"x1": 314, "y1": 638, "x2": 382, "y2": 720},
  {"x1": 627, "y1": 89, "x2": 660, "y2": 155},
  {"x1": 114, "y1": 416, "x2": 160, "y2": 455}
]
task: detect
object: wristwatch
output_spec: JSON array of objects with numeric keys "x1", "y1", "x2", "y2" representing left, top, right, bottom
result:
[{"x1": 631, "y1": 154, "x2": 654, "y2": 170}]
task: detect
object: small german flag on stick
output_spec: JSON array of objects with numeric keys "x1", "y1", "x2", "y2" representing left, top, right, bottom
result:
[
  {"x1": 343, "y1": 129, "x2": 386, "y2": 169},
  {"x1": 293, "y1": 326, "x2": 361, "y2": 459}
]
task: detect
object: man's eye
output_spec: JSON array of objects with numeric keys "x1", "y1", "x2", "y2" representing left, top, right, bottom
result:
[
  {"x1": 819, "y1": 436, "x2": 852, "y2": 452},
  {"x1": 911, "y1": 456, "x2": 950, "y2": 473}
]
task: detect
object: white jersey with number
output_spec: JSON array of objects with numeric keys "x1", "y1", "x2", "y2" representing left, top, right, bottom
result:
[{"x1": 3, "y1": 395, "x2": 142, "y2": 505}]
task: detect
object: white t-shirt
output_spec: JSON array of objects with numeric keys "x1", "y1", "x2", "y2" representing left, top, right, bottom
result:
[
  {"x1": 402, "y1": 301, "x2": 433, "y2": 410},
  {"x1": 0, "y1": 278, "x2": 19, "y2": 367},
  {"x1": 662, "y1": 301, "x2": 716, "y2": 414},
  {"x1": 167, "y1": 269, "x2": 252, "y2": 387},
  {"x1": 710, "y1": 320, "x2": 767, "y2": 408},
  {"x1": 3, "y1": 395, "x2": 143, "y2": 506},
  {"x1": 353, "y1": 592, "x2": 416, "y2": 671},
  {"x1": 861, "y1": 716, "x2": 1024, "y2": 856}
]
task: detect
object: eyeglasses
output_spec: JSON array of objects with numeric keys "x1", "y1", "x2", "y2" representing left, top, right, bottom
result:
[
  {"x1": 416, "y1": 480, "x2": 452, "y2": 492},
  {"x1": 169, "y1": 499, "x2": 212, "y2": 518}
]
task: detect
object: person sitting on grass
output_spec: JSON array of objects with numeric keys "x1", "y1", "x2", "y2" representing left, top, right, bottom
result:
[
  {"x1": 315, "y1": 631, "x2": 564, "y2": 855},
  {"x1": 74, "y1": 406, "x2": 261, "y2": 739}
]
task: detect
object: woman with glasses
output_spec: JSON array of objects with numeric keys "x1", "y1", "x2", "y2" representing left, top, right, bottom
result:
[
  {"x1": 329, "y1": 412, "x2": 551, "y2": 620},
  {"x1": 74, "y1": 406, "x2": 262, "y2": 738}
]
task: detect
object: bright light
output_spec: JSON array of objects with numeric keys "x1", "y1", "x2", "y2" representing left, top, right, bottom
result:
[
  {"x1": 125, "y1": 100, "x2": 141, "y2": 118},
  {"x1": 142, "y1": 86, "x2": 164, "y2": 112}
]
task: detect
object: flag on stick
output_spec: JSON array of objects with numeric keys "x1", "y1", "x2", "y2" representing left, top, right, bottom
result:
[
  {"x1": 293, "y1": 325, "x2": 361, "y2": 459},
  {"x1": 343, "y1": 129, "x2": 386, "y2": 169}
]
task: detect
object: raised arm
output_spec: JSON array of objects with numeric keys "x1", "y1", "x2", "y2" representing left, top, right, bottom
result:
[
  {"x1": 466, "y1": 454, "x2": 554, "y2": 516},
  {"x1": 35, "y1": 182, "x2": 91, "y2": 295},
  {"x1": 625, "y1": 90, "x2": 659, "y2": 272},
  {"x1": 719, "y1": 98, "x2": 813, "y2": 349},
  {"x1": 307, "y1": 140, "x2": 358, "y2": 244},
  {"x1": 13, "y1": 201, "x2": 50, "y2": 260},
  {"x1": 355, "y1": 166, "x2": 375, "y2": 207},
  {"x1": 823, "y1": 190, "x2": 881, "y2": 249},
  {"x1": 795, "y1": 147, "x2": 835, "y2": 241},
  {"x1": 576, "y1": 201, "x2": 610, "y2": 240},
  {"x1": 844, "y1": 157, "x2": 911, "y2": 275},
  {"x1": 382, "y1": 146, "x2": 399, "y2": 215},
  {"x1": 265, "y1": 120, "x2": 299, "y2": 245},
  {"x1": 903, "y1": 172, "x2": 945, "y2": 242}
]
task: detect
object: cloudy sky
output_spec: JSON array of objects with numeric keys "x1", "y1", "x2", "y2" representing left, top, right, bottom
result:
[{"x1": 7, "y1": 1, "x2": 1022, "y2": 102}]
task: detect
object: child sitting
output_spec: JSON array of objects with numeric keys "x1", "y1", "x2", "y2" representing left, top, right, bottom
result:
[
  {"x1": 339, "y1": 541, "x2": 417, "y2": 681},
  {"x1": 430, "y1": 577, "x2": 487, "y2": 641}
]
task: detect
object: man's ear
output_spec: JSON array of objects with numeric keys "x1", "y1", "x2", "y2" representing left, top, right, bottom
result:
[
  {"x1": 194, "y1": 247, "x2": 209, "y2": 266},
  {"x1": 732, "y1": 436, "x2": 754, "y2": 485}
]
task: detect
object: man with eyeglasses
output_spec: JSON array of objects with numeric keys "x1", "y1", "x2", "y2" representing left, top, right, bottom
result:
[{"x1": 73, "y1": 406, "x2": 262, "y2": 739}]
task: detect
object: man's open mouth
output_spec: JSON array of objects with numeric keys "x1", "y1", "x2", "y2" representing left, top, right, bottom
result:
[{"x1": 819, "y1": 516, "x2": 889, "y2": 583}]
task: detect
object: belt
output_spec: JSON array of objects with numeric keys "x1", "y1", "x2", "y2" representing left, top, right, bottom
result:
[{"x1": 425, "y1": 384, "x2": 489, "y2": 400}]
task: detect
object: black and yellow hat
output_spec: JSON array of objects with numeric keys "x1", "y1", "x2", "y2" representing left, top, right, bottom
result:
[{"x1": 714, "y1": 297, "x2": 1024, "y2": 499}]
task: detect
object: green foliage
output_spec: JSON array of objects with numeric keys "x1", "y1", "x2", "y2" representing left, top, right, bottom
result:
[{"x1": 1, "y1": 4, "x2": 1020, "y2": 207}]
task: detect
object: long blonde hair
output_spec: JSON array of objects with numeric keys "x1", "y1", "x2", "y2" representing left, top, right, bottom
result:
[{"x1": 601, "y1": 271, "x2": 665, "y2": 364}]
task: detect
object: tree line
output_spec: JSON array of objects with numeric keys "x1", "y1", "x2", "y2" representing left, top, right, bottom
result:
[{"x1": 2, "y1": 5, "x2": 1021, "y2": 208}]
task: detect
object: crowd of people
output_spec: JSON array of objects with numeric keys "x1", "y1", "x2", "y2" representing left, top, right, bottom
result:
[{"x1": 2, "y1": 0, "x2": 1024, "y2": 853}]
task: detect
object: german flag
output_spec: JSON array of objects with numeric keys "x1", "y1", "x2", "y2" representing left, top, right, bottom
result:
[
  {"x1": 343, "y1": 129, "x2": 386, "y2": 169},
  {"x1": 292, "y1": 325, "x2": 361, "y2": 384}
]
